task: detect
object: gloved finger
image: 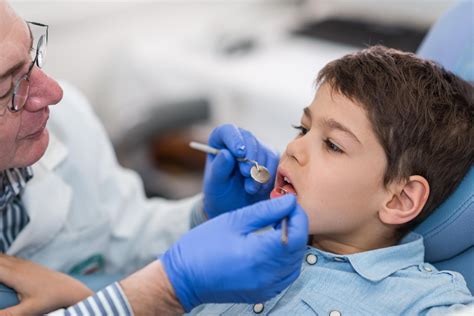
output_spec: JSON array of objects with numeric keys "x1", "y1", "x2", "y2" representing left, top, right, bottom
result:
[
  {"x1": 259, "y1": 149, "x2": 279, "y2": 193},
  {"x1": 253, "y1": 264, "x2": 302, "y2": 303},
  {"x1": 268, "y1": 205, "x2": 308, "y2": 254},
  {"x1": 267, "y1": 251, "x2": 305, "y2": 284},
  {"x1": 244, "y1": 177, "x2": 259, "y2": 195},
  {"x1": 284, "y1": 204, "x2": 309, "y2": 252},
  {"x1": 249, "y1": 228, "x2": 304, "y2": 270},
  {"x1": 238, "y1": 128, "x2": 258, "y2": 177},
  {"x1": 246, "y1": 142, "x2": 268, "y2": 193},
  {"x1": 251, "y1": 223, "x2": 306, "y2": 264},
  {"x1": 208, "y1": 149, "x2": 236, "y2": 182},
  {"x1": 208, "y1": 124, "x2": 246, "y2": 158},
  {"x1": 275, "y1": 264, "x2": 302, "y2": 291},
  {"x1": 236, "y1": 195, "x2": 297, "y2": 233},
  {"x1": 284, "y1": 246, "x2": 307, "y2": 267}
]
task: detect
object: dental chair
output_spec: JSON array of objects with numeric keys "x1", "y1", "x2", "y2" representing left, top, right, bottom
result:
[
  {"x1": 0, "y1": 0, "x2": 473, "y2": 309},
  {"x1": 413, "y1": 0, "x2": 473, "y2": 294},
  {"x1": 414, "y1": 168, "x2": 474, "y2": 294}
]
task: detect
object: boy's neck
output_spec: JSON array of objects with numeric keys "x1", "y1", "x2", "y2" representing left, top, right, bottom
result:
[{"x1": 310, "y1": 231, "x2": 398, "y2": 255}]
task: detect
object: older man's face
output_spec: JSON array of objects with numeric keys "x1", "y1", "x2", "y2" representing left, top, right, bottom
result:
[{"x1": 0, "y1": 0, "x2": 62, "y2": 170}]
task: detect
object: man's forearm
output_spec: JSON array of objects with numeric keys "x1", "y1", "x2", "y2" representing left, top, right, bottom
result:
[
  {"x1": 48, "y1": 261, "x2": 184, "y2": 316},
  {"x1": 120, "y1": 260, "x2": 184, "y2": 316}
]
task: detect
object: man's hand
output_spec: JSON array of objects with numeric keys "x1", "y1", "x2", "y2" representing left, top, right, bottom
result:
[
  {"x1": 161, "y1": 194, "x2": 308, "y2": 312},
  {"x1": 203, "y1": 124, "x2": 279, "y2": 218},
  {"x1": 0, "y1": 254, "x2": 93, "y2": 316}
]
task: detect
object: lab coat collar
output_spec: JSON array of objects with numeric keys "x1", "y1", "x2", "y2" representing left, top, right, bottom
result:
[
  {"x1": 346, "y1": 232, "x2": 425, "y2": 282},
  {"x1": 7, "y1": 132, "x2": 72, "y2": 255}
]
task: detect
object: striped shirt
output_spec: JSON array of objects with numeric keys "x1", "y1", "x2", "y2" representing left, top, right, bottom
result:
[
  {"x1": 0, "y1": 168, "x2": 133, "y2": 315},
  {"x1": 48, "y1": 282, "x2": 133, "y2": 316},
  {"x1": 0, "y1": 167, "x2": 33, "y2": 253}
]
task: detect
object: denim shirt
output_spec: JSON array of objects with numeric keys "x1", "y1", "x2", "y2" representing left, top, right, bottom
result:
[{"x1": 188, "y1": 233, "x2": 473, "y2": 315}]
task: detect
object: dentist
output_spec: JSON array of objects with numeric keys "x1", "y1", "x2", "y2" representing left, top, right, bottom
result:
[{"x1": 0, "y1": 1, "x2": 308, "y2": 315}]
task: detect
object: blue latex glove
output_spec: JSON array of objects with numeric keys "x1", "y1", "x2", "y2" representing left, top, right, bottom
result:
[
  {"x1": 161, "y1": 195, "x2": 308, "y2": 312},
  {"x1": 203, "y1": 124, "x2": 279, "y2": 218}
]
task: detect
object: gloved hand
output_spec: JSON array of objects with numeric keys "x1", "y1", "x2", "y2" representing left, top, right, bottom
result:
[
  {"x1": 160, "y1": 194, "x2": 308, "y2": 312},
  {"x1": 203, "y1": 124, "x2": 279, "y2": 218}
]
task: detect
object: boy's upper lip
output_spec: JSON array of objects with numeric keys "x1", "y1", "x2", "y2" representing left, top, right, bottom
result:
[{"x1": 276, "y1": 166, "x2": 297, "y2": 194}]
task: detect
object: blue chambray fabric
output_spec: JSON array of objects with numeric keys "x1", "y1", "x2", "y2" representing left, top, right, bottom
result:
[{"x1": 188, "y1": 233, "x2": 473, "y2": 315}]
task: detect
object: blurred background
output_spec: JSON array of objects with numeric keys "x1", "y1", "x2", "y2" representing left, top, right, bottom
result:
[{"x1": 11, "y1": 0, "x2": 456, "y2": 199}]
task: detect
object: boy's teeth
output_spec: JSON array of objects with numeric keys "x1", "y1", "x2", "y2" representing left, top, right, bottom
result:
[{"x1": 284, "y1": 176, "x2": 291, "y2": 184}]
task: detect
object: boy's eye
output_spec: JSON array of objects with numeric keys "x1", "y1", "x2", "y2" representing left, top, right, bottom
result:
[
  {"x1": 292, "y1": 124, "x2": 308, "y2": 136},
  {"x1": 324, "y1": 139, "x2": 344, "y2": 154}
]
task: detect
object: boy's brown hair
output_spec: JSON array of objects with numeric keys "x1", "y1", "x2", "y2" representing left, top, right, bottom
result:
[{"x1": 317, "y1": 45, "x2": 473, "y2": 233}]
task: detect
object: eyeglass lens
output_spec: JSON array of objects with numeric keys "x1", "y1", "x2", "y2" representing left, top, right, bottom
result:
[
  {"x1": 12, "y1": 76, "x2": 30, "y2": 111},
  {"x1": 12, "y1": 31, "x2": 47, "y2": 112},
  {"x1": 36, "y1": 35, "x2": 47, "y2": 68}
]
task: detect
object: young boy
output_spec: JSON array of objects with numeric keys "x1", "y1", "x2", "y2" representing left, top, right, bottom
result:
[
  {"x1": 0, "y1": 45, "x2": 472, "y2": 315},
  {"x1": 188, "y1": 45, "x2": 474, "y2": 315}
]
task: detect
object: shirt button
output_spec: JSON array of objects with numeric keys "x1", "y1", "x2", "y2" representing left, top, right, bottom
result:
[
  {"x1": 423, "y1": 264, "x2": 433, "y2": 272},
  {"x1": 253, "y1": 303, "x2": 264, "y2": 314},
  {"x1": 333, "y1": 257, "x2": 346, "y2": 262},
  {"x1": 306, "y1": 254, "x2": 318, "y2": 265},
  {"x1": 329, "y1": 310, "x2": 342, "y2": 316}
]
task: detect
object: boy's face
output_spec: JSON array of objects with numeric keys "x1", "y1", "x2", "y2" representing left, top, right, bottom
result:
[{"x1": 273, "y1": 83, "x2": 390, "y2": 241}]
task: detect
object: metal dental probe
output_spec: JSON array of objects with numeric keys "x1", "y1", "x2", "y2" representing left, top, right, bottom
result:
[{"x1": 277, "y1": 187, "x2": 289, "y2": 245}]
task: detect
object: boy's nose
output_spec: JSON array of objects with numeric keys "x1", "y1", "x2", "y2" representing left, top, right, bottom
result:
[
  {"x1": 285, "y1": 137, "x2": 308, "y2": 165},
  {"x1": 23, "y1": 67, "x2": 63, "y2": 112}
]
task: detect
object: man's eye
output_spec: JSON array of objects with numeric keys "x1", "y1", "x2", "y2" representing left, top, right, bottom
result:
[
  {"x1": 324, "y1": 139, "x2": 344, "y2": 154},
  {"x1": 0, "y1": 83, "x2": 14, "y2": 100},
  {"x1": 0, "y1": 87, "x2": 13, "y2": 100},
  {"x1": 292, "y1": 124, "x2": 308, "y2": 136}
]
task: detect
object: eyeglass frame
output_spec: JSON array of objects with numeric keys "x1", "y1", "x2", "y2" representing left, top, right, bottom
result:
[{"x1": 5, "y1": 21, "x2": 49, "y2": 114}]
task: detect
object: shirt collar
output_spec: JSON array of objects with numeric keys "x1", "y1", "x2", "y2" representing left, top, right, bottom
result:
[
  {"x1": 346, "y1": 232, "x2": 425, "y2": 282},
  {"x1": 0, "y1": 167, "x2": 34, "y2": 209},
  {"x1": 309, "y1": 232, "x2": 425, "y2": 282}
]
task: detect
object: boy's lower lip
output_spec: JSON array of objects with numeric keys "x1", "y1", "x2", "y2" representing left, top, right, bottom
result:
[
  {"x1": 270, "y1": 188, "x2": 282, "y2": 199},
  {"x1": 270, "y1": 185, "x2": 297, "y2": 199}
]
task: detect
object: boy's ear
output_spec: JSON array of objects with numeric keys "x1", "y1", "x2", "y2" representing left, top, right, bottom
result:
[{"x1": 379, "y1": 176, "x2": 430, "y2": 225}]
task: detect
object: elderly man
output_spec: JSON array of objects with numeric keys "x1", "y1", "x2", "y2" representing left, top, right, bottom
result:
[{"x1": 0, "y1": 0, "x2": 308, "y2": 314}]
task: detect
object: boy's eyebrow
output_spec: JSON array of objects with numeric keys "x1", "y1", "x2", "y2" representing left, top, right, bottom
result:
[
  {"x1": 0, "y1": 23, "x2": 34, "y2": 80},
  {"x1": 303, "y1": 107, "x2": 362, "y2": 144}
]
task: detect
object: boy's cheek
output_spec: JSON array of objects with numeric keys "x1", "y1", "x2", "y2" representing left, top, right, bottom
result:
[
  {"x1": 298, "y1": 202, "x2": 323, "y2": 234},
  {"x1": 299, "y1": 197, "x2": 349, "y2": 234}
]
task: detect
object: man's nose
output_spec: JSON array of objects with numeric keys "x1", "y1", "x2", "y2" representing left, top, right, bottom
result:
[
  {"x1": 24, "y1": 67, "x2": 63, "y2": 112},
  {"x1": 285, "y1": 137, "x2": 308, "y2": 165}
]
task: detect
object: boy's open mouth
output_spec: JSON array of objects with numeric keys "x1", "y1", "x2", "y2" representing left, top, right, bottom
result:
[{"x1": 270, "y1": 170, "x2": 297, "y2": 199}]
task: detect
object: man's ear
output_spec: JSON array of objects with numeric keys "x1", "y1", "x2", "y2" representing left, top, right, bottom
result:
[{"x1": 379, "y1": 176, "x2": 430, "y2": 225}]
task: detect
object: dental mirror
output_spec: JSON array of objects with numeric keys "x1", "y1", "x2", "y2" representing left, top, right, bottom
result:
[
  {"x1": 189, "y1": 141, "x2": 271, "y2": 184},
  {"x1": 250, "y1": 164, "x2": 271, "y2": 184}
]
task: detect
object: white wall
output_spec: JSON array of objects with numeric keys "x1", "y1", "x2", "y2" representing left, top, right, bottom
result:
[{"x1": 10, "y1": 0, "x2": 455, "y2": 148}]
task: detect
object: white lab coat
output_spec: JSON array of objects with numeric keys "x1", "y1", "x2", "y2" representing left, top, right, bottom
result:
[{"x1": 6, "y1": 82, "x2": 200, "y2": 275}]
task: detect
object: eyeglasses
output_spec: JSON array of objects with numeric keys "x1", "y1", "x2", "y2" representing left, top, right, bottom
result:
[{"x1": 1, "y1": 21, "x2": 48, "y2": 115}]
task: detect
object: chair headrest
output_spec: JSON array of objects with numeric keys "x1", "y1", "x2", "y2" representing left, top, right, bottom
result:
[
  {"x1": 417, "y1": 0, "x2": 474, "y2": 82},
  {"x1": 414, "y1": 167, "x2": 474, "y2": 262}
]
